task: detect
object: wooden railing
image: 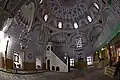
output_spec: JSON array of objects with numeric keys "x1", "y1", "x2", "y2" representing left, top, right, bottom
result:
[{"x1": 104, "y1": 66, "x2": 115, "y2": 78}]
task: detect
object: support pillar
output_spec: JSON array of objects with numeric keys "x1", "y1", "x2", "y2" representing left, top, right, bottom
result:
[
  {"x1": 107, "y1": 43, "x2": 112, "y2": 66},
  {"x1": 98, "y1": 51, "x2": 100, "y2": 60}
]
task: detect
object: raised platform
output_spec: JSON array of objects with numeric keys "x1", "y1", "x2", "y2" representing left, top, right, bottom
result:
[{"x1": 0, "y1": 68, "x2": 46, "y2": 74}]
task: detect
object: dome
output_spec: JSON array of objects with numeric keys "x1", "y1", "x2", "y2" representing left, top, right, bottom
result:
[
  {"x1": 38, "y1": 0, "x2": 103, "y2": 31},
  {"x1": 58, "y1": 0, "x2": 77, "y2": 8}
]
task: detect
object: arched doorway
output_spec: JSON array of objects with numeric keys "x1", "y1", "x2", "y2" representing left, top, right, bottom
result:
[
  {"x1": 52, "y1": 66, "x2": 55, "y2": 71},
  {"x1": 47, "y1": 59, "x2": 50, "y2": 70},
  {"x1": 56, "y1": 66, "x2": 60, "y2": 71}
]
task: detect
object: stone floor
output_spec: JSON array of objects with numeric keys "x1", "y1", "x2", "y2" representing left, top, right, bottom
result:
[
  {"x1": 75, "y1": 67, "x2": 113, "y2": 80},
  {"x1": 0, "y1": 67, "x2": 113, "y2": 80}
]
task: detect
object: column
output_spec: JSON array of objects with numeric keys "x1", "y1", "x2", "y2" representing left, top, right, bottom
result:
[{"x1": 107, "y1": 43, "x2": 112, "y2": 66}]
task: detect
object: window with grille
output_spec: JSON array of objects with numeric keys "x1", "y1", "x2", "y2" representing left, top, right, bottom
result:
[
  {"x1": 14, "y1": 52, "x2": 19, "y2": 62},
  {"x1": 87, "y1": 56, "x2": 92, "y2": 65},
  {"x1": 70, "y1": 59, "x2": 74, "y2": 66}
]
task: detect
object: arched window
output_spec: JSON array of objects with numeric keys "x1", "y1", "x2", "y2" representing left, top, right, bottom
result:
[
  {"x1": 74, "y1": 22, "x2": 78, "y2": 29},
  {"x1": 87, "y1": 16, "x2": 92, "y2": 23},
  {"x1": 44, "y1": 14, "x2": 48, "y2": 21},
  {"x1": 58, "y1": 22, "x2": 62, "y2": 28},
  {"x1": 70, "y1": 59, "x2": 74, "y2": 66},
  {"x1": 39, "y1": 0, "x2": 43, "y2": 4},
  {"x1": 93, "y1": 3, "x2": 99, "y2": 9}
]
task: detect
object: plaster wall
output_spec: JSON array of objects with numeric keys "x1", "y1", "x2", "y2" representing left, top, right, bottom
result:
[{"x1": 93, "y1": 8, "x2": 118, "y2": 50}]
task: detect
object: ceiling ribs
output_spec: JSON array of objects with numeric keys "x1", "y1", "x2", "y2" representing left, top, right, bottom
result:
[{"x1": 11, "y1": 0, "x2": 25, "y2": 15}]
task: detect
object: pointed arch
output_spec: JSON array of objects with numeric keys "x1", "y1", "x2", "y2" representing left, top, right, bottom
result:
[
  {"x1": 15, "y1": 2, "x2": 35, "y2": 31},
  {"x1": 49, "y1": 33, "x2": 68, "y2": 43}
]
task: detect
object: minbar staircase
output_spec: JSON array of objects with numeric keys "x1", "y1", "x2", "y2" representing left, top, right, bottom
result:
[
  {"x1": 46, "y1": 44, "x2": 70, "y2": 72},
  {"x1": 51, "y1": 46, "x2": 67, "y2": 64}
]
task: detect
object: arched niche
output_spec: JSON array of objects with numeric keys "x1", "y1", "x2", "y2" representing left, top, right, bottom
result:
[
  {"x1": 18, "y1": 2, "x2": 35, "y2": 30},
  {"x1": 88, "y1": 25, "x2": 103, "y2": 43},
  {"x1": 49, "y1": 33, "x2": 68, "y2": 43}
]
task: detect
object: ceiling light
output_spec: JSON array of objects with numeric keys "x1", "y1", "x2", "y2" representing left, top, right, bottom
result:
[
  {"x1": 44, "y1": 14, "x2": 48, "y2": 21},
  {"x1": 58, "y1": 22, "x2": 62, "y2": 28},
  {"x1": 110, "y1": 46, "x2": 113, "y2": 48},
  {"x1": 93, "y1": 3, "x2": 99, "y2": 9},
  {"x1": 74, "y1": 22, "x2": 78, "y2": 29},
  {"x1": 101, "y1": 48, "x2": 104, "y2": 51},
  {"x1": 87, "y1": 16, "x2": 92, "y2": 22}
]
